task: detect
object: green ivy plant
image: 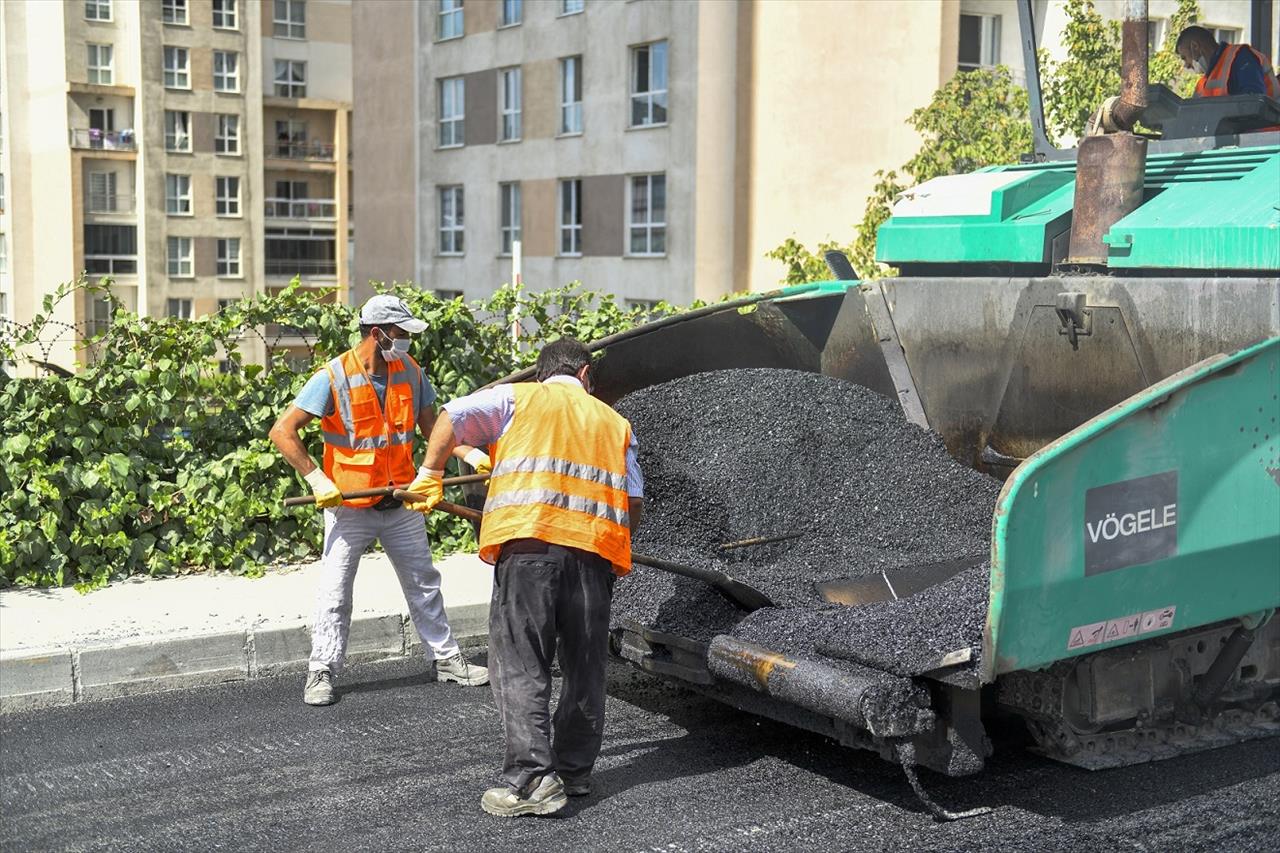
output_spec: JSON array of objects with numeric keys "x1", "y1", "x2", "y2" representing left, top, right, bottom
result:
[{"x1": 0, "y1": 278, "x2": 677, "y2": 590}]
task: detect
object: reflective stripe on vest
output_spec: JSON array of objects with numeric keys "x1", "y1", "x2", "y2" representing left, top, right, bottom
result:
[
  {"x1": 318, "y1": 350, "x2": 420, "y2": 508},
  {"x1": 478, "y1": 382, "x2": 633, "y2": 574},
  {"x1": 1196, "y1": 44, "x2": 1280, "y2": 98}
]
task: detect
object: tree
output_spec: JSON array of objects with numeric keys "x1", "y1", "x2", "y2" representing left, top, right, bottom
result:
[
  {"x1": 1150, "y1": 0, "x2": 1202, "y2": 97},
  {"x1": 1039, "y1": 0, "x2": 1122, "y2": 143}
]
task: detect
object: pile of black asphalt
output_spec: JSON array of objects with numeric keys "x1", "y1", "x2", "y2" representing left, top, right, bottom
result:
[{"x1": 611, "y1": 368, "x2": 1001, "y2": 676}]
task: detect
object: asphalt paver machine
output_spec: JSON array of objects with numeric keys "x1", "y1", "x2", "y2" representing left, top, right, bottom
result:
[{"x1": 498, "y1": 0, "x2": 1280, "y2": 797}]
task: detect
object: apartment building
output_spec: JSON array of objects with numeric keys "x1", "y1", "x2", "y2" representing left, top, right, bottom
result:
[
  {"x1": 353, "y1": 0, "x2": 962, "y2": 306},
  {"x1": 0, "y1": 0, "x2": 352, "y2": 372},
  {"x1": 354, "y1": 0, "x2": 1277, "y2": 307}
]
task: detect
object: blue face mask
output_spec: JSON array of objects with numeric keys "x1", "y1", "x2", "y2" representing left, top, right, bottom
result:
[{"x1": 376, "y1": 329, "x2": 411, "y2": 362}]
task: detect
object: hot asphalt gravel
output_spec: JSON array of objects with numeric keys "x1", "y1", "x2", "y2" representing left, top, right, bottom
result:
[{"x1": 2, "y1": 654, "x2": 1277, "y2": 852}]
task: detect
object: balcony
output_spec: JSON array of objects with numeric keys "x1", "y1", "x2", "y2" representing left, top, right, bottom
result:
[
  {"x1": 266, "y1": 141, "x2": 335, "y2": 162},
  {"x1": 265, "y1": 198, "x2": 337, "y2": 220},
  {"x1": 265, "y1": 258, "x2": 337, "y2": 277},
  {"x1": 84, "y1": 254, "x2": 137, "y2": 275},
  {"x1": 70, "y1": 128, "x2": 137, "y2": 151},
  {"x1": 85, "y1": 193, "x2": 136, "y2": 215}
]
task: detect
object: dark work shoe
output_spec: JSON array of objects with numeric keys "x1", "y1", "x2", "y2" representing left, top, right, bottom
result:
[
  {"x1": 562, "y1": 776, "x2": 591, "y2": 797},
  {"x1": 480, "y1": 774, "x2": 567, "y2": 817}
]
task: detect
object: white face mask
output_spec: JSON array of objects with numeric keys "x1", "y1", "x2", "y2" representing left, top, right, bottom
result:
[
  {"x1": 1192, "y1": 55, "x2": 1209, "y2": 75},
  {"x1": 376, "y1": 329, "x2": 411, "y2": 362}
]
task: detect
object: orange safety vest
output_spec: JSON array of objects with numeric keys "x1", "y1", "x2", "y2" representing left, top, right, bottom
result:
[
  {"x1": 478, "y1": 381, "x2": 634, "y2": 575},
  {"x1": 1195, "y1": 43, "x2": 1280, "y2": 98},
  {"x1": 320, "y1": 349, "x2": 423, "y2": 508}
]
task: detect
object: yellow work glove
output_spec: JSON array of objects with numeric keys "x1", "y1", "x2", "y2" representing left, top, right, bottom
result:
[
  {"x1": 463, "y1": 448, "x2": 493, "y2": 476},
  {"x1": 404, "y1": 466, "x2": 444, "y2": 513},
  {"x1": 304, "y1": 468, "x2": 343, "y2": 510}
]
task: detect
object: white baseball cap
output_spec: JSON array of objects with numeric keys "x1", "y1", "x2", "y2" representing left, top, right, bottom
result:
[{"x1": 359, "y1": 294, "x2": 428, "y2": 333}]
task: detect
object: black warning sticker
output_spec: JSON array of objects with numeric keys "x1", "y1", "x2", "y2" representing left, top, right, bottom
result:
[{"x1": 1083, "y1": 471, "x2": 1178, "y2": 576}]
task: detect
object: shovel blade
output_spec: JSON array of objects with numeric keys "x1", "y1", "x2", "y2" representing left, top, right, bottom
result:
[{"x1": 816, "y1": 555, "x2": 984, "y2": 607}]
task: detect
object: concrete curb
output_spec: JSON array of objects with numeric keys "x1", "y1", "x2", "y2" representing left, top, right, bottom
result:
[{"x1": 0, "y1": 605, "x2": 490, "y2": 714}]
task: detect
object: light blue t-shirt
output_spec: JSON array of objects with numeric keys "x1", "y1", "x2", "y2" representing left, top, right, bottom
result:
[{"x1": 295, "y1": 366, "x2": 437, "y2": 418}]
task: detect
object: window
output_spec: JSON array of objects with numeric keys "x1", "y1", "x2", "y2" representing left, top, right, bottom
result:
[
  {"x1": 167, "y1": 239, "x2": 193, "y2": 278},
  {"x1": 0, "y1": 235, "x2": 7, "y2": 275},
  {"x1": 1211, "y1": 26, "x2": 1240, "y2": 44},
  {"x1": 274, "y1": 119, "x2": 308, "y2": 156},
  {"x1": 559, "y1": 179, "x2": 582, "y2": 256},
  {"x1": 560, "y1": 56, "x2": 583, "y2": 134},
  {"x1": 499, "y1": 182, "x2": 521, "y2": 255},
  {"x1": 213, "y1": 51, "x2": 239, "y2": 92},
  {"x1": 273, "y1": 0, "x2": 306, "y2": 38},
  {"x1": 84, "y1": 225, "x2": 137, "y2": 273},
  {"x1": 164, "y1": 110, "x2": 192, "y2": 152},
  {"x1": 87, "y1": 43, "x2": 114, "y2": 85},
  {"x1": 439, "y1": 77, "x2": 465, "y2": 147},
  {"x1": 215, "y1": 114, "x2": 240, "y2": 154},
  {"x1": 435, "y1": 289, "x2": 464, "y2": 301},
  {"x1": 438, "y1": 0, "x2": 463, "y2": 40},
  {"x1": 630, "y1": 41, "x2": 668, "y2": 127},
  {"x1": 212, "y1": 0, "x2": 237, "y2": 29},
  {"x1": 560, "y1": 0, "x2": 584, "y2": 15},
  {"x1": 216, "y1": 176, "x2": 241, "y2": 216},
  {"x1": 500, "y1": 0, "x2": 521, "y2": 27},
  {"x1": 628, "y1": 173, "x2": 666, "y2": 256},
  {"x1": 1146, "y1": 18, "x2": 1166, "y2": 55},
  {"x1": 87, "y1": 172, "x2": 118, "y2": 212},
  {"x1": 274, "y1": 60, "x2": 307, "y2": 97},
  {"x1": 958, "y1": 13, "x2": 1001, "y2": 71},
  {"x1": 500, "y1": 68, "x2": 521, "y2": 142},
  {"x1": 217, "y1": 238, "x2": 242, "y2": 276},
  {"x1": 167, "y1": 298, "x2": 194, "y2": 318},
  {"x1": 162, "y1": 0, "x2": 188, "y2": 25},
  {"x1": 265, "y1": 227, "x2": 336, "y2": 275},
  {"x1": 438, "y1": 186, "x2": 464, "y2": 255},
  {"x1": 88, "y1": 297, "x2": 112, "y2": 336},
  {"x1": 165, "y1": 174, "x2": 192, "y2": 215},
  {"x1": 163, "y1": 46, "x2": 190, "y2": 89},
  {"x1": 85, "y1": 0, "x2": 111, "y2": 22}
]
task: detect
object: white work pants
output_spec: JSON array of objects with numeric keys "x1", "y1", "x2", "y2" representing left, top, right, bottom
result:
[{"x1": 309, "y1": 505, "x2": 460, "y2": 673}]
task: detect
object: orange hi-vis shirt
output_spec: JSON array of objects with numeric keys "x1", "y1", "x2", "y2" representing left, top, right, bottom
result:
[
  {"x1": 1196, "y1": 43, "x2": 1280, "y2": 98},
  {"x1": 320, "y1": 349, "x2": 424, "y2": 508},
  {"x1": 478, "y1": 381, "x2": 634, "y2": 575}
]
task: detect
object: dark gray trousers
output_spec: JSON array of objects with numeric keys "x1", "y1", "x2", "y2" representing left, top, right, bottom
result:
[{"x1": 489, "y1": 539, "x2": 616, "y2": 794}]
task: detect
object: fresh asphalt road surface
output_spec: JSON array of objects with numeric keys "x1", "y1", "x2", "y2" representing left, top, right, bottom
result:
[{"x1": 2, "y1": 653, "x2": 1277, "y2": 853}]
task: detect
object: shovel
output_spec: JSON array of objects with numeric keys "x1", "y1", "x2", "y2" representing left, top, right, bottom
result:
[
  {"x1": 281, "y1": 472, "x2": 491, "y2": 508},
  {"x1": 402, "y1": 491, "x2": 775, "y2": 613},
  {"x1": 814, "y1": 555, "x2": 985, "y2": 607}
]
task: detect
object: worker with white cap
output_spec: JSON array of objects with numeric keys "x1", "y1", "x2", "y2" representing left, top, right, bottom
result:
[{"x1": 270, "y1": 294, "x2": 491, "y2": 705}]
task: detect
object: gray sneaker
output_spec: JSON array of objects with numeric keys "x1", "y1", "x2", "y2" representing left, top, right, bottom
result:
[
  {"x1": 435, "y1": 653, "x2": 489, "y2": 686},
  {"x1": 303, "y1": 669, "x2": 335, "y2": 706},
  {"x1": 481, "y1": 773, "x2": 567, "y2": 818}
]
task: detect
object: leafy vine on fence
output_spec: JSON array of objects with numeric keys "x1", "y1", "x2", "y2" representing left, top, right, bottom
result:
[{"x1": 0, "y1": 278, "x2": 677, "y2": 590}]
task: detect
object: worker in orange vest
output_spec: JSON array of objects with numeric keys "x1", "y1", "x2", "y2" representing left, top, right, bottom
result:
[
  {"x1": 410, "y1": 338, "x2": 645, "y2": 818},
  {"x1": 1177, "y1": 25, "x2": 1280, "y2": 98},
  {"x1": 270, "y1": 294, "x2": 490, "y2": 706}
]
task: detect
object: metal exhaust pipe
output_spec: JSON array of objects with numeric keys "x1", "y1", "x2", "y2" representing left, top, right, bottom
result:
[
  {"x1": 1111, "y1": 0, "x2": 1150, "y2": 132},
  {"x1": 1066, "y1": 0, "x2": 1149, "y2": 267}
]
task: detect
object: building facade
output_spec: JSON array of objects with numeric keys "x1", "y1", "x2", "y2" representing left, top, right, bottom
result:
[
  {"x1": 354, "y1": 0, "x2": 1277, "y2": 308},
  {"x1": 0, "y1": 0, "x2": 352, "y2": 372},
  {"x1": 353, "y1": 0, "x2": 961, "y2": 306}
]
